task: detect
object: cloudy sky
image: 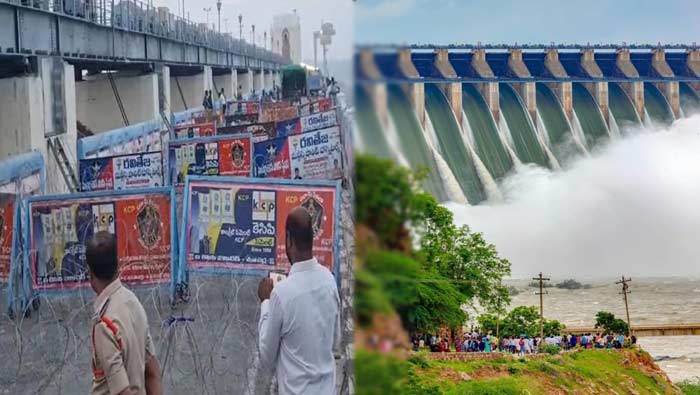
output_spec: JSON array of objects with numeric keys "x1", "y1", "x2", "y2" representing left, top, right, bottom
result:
[
  {"x1": 153, "y1": 0, "x2": 353, "y2": 61},
  {"x1": 355, "y1": 0, "x2": 700, "y2": 45}
]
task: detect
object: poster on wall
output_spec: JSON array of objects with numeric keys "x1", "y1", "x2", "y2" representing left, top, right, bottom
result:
[
  {"x1": 0, "y1": 194, "x2": 15, "y2": 282},
  {"x1": 300, "y1": 109, "x2": 337, "y2": 133},
  {"x1": 167, "y1": 134, "x2": 252, "y2": 187},
  {"x1": 259, "y1": 105, "x2": 298, "y2": 123},
  {"x1": 253, "y1": 126, "x2": 343, "y2": 180},
  {"x1": 299, "y1": 98, "x2": 333, "y2": 117},
  {"x1": 26, "y1": 189, "x2": 174, "y2": 291},
  {"x1": 174, "y1": 122, "x2": 216, "y2": 139},
  {"x1": 218, "y1": 122, "x2": 276, "y2": 143},
  {"x1": 84, "y1": 129, "x2": 166, "y2": 160},
  {"x1": 79, "y1": 152, "x2": 164, "y2": 192},
  {"x1": 181, "y1": 177, "x2": 339, "y2": 276}
]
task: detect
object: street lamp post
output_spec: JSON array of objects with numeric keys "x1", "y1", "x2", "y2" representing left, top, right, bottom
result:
[
  {"x1": 216, "y1": 0, "x2": 221, "y2": 33},
  {"x1": 238, "y1": 14, "x2": 243, "y2": 42},
  {"x1": 203, "y1": 6, "x2": 211, "y2": 25},
  {"x1": 252, "y1": 25, "x2": 255, "y2": 47}
]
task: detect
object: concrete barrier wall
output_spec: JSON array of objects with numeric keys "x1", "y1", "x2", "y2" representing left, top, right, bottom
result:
[{"x1": 76, "y1": 73, "x2": 159, "y2": 133}]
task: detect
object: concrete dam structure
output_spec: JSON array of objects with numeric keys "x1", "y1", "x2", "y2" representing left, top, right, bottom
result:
[
  {"x1": 355, "y1": 45, "x2": 700, "y2": 204},
  {"x1": 0, "y1": 0, "x2": 286, "y2": 194}
]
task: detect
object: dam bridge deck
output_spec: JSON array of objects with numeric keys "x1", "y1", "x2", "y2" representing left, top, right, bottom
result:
[{"x1": 563, "y1": 323, "x2": 700, "y2": 337}]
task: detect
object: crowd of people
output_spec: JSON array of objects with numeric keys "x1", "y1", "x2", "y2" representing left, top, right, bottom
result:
[{"x1": 412, "y1": 331, "x2": 637, "y2": 355}]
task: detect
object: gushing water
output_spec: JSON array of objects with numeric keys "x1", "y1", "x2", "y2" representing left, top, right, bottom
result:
[
  {"x1": 496, "y1": 116, "x2": 523, "y2": 167},
  {"x1": 571, "y1": 110, "x2": 591, "y2": 154},
  {"x1": 461, "y1": 111, "x2": 503, "y2": 202},
  {"x1": 446, "y1": 115, "x2": 700, "y2": 278},
  {"x1": 534, "y1": 110, "x2": 562, "y2": 170},
  {"x1": 423, "y1": 110, "x2": 468, "y2": 204},
  {"x1": 384, "y1": 111, "x2": 410, "y2": 168},
  {"x1": 608, "y1": 109, "x2": 622, "y2": 139}
]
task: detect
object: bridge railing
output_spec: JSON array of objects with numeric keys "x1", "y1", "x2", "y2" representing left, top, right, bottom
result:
[{"x1": 1, "y1": 0, "x2": 288, "y2": 65}]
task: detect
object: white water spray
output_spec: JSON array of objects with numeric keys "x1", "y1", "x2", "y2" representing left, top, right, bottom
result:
[
  {"x1": 607, "y1": 109, "x2": 622, "y2": 139},
  {"x1": 446, "y1": 115, "x2": 700, "y2": 277},
  {"x1": 422, "y1": 110, "x2": 469, "y2": 204},
  {"x1": 571, "y1": 110, "x2": 591, "y2": 155},
  {"x1": 461, "y1": 110, "x2": 503, "y2": 202}
]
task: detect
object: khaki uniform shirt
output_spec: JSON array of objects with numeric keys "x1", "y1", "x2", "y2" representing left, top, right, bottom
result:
[{"x1": 91, "y1": 280, "x2": 155, "y2": 395}]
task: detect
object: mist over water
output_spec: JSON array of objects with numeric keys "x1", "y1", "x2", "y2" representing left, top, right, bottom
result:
[{"x1": 447, "y1": 115, "x2": 700, "y2": 277}]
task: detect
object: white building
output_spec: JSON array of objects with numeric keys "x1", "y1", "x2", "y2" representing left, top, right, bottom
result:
[{"x1": 271, "y1": 12, "x2": 301, "y2": 64}]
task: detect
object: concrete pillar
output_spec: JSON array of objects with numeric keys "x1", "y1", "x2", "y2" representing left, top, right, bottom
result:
[
  {"x1": 402, "y1": 83, "x2": 425, "y2": 127},
  {"x1": 0, "y1": 58, "x2": 77, "y2": 193},
  {"x1": 169, "y1": 66, "x2": 212, "y2": 113},
  {"x1": 507, "y1": 49, "x2": 532, "y2": 78},
  {"x1": 395, "y1": 48, "x2": 424, "y2": 125},
  {"x1": 507, "y1": 49, "x2": 536, "y2": 123},
  {"x1": 616, "y1": 49, "x2": 645, "y2": 121},
  {"x1": 547, "y1": 82, "x2": 573, "y2": 121},
  {"x1": 77, "y1": 71, "x2": 159, "y2": 133},
  {"x1": 650, "y1": 49, "x2": 680, "y2": 119},
  {"x1": 477, "y1": 83, "x2": 500, "y2": 123},
  {"x1": 578, "y1": 49, "x2": 608, "y2": 125},
  {"x1": 238, "y1": 69, "x2": 253, "y2": 97},
  {"x1": 470, "y1": 49, "x2": 500, "y2": 122},
  {"x1": 584, "y1": 82, "x2": 609, "y2": 125},
  {"x1": 654, "y1": 81, "x2": 680, "y2": 119},
  {"x1": 686, "y1": 49, "x2": 700, "y2": 95},
  {"x1": 513, "y1": 82, "x2": 537, "y2": 124},
  {"x1": 359, "y1": 49, "x2": 382, "y2": 80},
  {"x1": 544, "y1": 49, "x2": 568, "y2": 78},
  {"x1": 253, "y1": 69, "x2": 264, "y2": 94},
  {"x1": 363, "y1": 83, "x2": 389, "y2": 128},
  {"x1": 156, "y1": 65, "x2": 170, "y2": 116},
  {"x1": 264, "y1": 70, "x2": 274, "y2": 91},
  {"x1": 397, "y1": 48, "x2": 420, "y2": 78},
  {"x1": 434, "y1": 49, "x2": 462, "y2": 124},
  {"x1": 580, "y1": 49, "x2": 604, "y2": 78}
]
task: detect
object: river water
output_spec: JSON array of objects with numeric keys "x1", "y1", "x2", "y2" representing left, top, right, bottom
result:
[{"x1": 506, "y1": 277, "x2": 700, "y2": 382}]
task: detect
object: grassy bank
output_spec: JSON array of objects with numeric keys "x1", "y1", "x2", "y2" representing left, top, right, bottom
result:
[{"x1": 356, "y1": 348, "x2": 689, "y2": 395}]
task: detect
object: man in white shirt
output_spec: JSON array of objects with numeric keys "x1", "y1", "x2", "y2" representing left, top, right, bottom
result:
[{"x1": 258, "y1": 208, "x2": 341, "y2": 395}]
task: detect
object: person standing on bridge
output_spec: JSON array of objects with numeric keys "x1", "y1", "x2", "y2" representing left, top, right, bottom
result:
[
  {"x1": 218, "y1": 88, "x2": 227, "y2": 118},
  {"x1": 86, "y1": 231, "x2": 162, "y2": 395},
  {"x1": 257, "y1": 207, "x2": 341, "y2": 395}
]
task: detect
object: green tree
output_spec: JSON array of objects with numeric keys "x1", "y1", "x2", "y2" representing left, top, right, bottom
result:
[
  {"x1": 595, "y1": 311, "x2": 629, "y2": 334},
  {"x1": 355, "y1": 269, "x2": 394, "y2": 327},
  {"x1": 478, "y1": 306, "x2": 564, "y2": 338},
  {"x1": 411, "y1": 194, "x2": 512, "y2": 313},
  {"x1": 364, "y1": 250, "x2": 467, "y2": 333},
  {"x1": 355, "y1": 155, "x2": 419, "y2": 249}
]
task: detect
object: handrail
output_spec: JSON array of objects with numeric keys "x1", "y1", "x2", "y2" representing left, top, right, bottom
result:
[{"x1": 0, "y1": 0, "x2": 288, "y2": 64}]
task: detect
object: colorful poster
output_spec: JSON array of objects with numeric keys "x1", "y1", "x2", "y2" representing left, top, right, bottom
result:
[
  {"x1": 275, "y1": 118, "x2": 302, "y2": 138},
  {"x1": 300, "y1": 109, "x2": 337, "y2": 133},
  {"x1": 253, "y1": 126, "x2": 343, "y2": 180},
  {"x1": 300, "y1": 98, "x2": 333, "y2": 117},
  {"x1": 27, "y1": 190, "x2": 173, "y2": 291},
  {"x1": 168, "y1": 135, "x2": 252, "y2": 187},
  {"x1": 259, "y1": 105, "x2": 298, "y2": 123},
  {"x1": 174, "y1": 122, "x2": 216, "y2": 139},
  {"x1": 183, "y1": 179, "x2": 338, "y2": 274},
  {"x1": 84, "y1": 129, "x2": 165, "y2": 160},
  {"x1": 0, "y1": 194, "x2": 15, "y2": 282},
  {"x1": 80, "y1": 152, "x2": 164, "y2": 192},
  {"x1": 218, "y1": 122, "x2": 276, "y2": 143}
]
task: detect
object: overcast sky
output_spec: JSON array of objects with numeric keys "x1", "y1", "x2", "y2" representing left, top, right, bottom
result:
[
  {"x1": 355, "y1": 0, "x2": 700, "y2": 45},
  {"x1": 153, "y1": 0, "x2": 353, "y2": 61}
]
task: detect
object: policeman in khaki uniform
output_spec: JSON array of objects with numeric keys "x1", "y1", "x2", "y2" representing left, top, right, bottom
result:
[{"x1": 86, "y1": 231, "x2": 163, "y2": 395}]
